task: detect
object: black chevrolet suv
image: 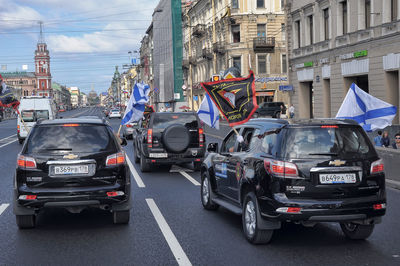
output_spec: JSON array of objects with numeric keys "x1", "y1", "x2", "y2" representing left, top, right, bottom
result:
[
  {"x1": 14, "y1": 117, "x2": 131, "y2": 228},
  {"x1": 201, "y1": 118, "x2": 386, "y2": 244},
  {"x1": 133, "y1": 112, "x2": 206, "y2": 172}
]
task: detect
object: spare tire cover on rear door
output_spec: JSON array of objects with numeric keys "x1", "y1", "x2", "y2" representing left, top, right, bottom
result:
[{"x1": 162, "y1": 124, "x2": 190, "y2": 153}]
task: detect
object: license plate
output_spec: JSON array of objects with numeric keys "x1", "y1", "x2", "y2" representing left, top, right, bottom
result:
[
  {"x1": 149, "y1": 153, "x2": 168, "y2": 158},
  {"x1": 319, "y1": 173, "x2": 356, "y2": 184},
  {"x1": 54, "y1": 165, "x2": 89, "y2": 175}
]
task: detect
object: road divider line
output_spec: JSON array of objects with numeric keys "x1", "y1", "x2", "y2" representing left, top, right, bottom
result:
[
  {"x1": 145, "y1": 198, "x2": 192, "y2": 266},
  {"x1": 0, "y1": 134, "x2": 17, "y2": 142},
  {"x1": 126, "y1": 156, "x2": 146, "y2": 188},
  {"x1": 179, "y1": 171, "x2": 200, "y2": 186},
  {"x1": 0, "y1": 204, "x2": 10, "y2": 216},
  {"x1": 0, "y1": 139, "x2": 17, "y2": 149}
]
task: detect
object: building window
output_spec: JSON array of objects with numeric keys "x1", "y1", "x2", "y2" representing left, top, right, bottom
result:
[
  {"x1": 281, "y1": 23, "x2": 286, "y2": 41},
  {"x1": 231, "y1": 0, "x2": 238, "y2": 9},
  {"x1": 41, "y1": 81, "x2": 45, "y2": 88},
  {"x1": 365, "y1": 0, "x2": 371, "y2": 28},
  {"x1": 258, "y1": 55, "x2": 266, "y2": 74},
  {"x1": 232, "y1": 56, "x2": 241, "y2": 72},
  {"x1": 308, "y1": 15, "x2": 313, "y2": 45},
  {"x1": 342, "y1": 1, "x2": 348, "y2": 34},
  {"x1": 231, "y1": 24, "x2": 240, "y2": 43},
  {"x1": 295, "y1": 20, "x2": 301, "y2": 48},
  {"x1": 282, "y1": 54, "x2": 287, "y2": 73},
  {"x1": 392, "y1": 0, "x2": 398, "y2": 21},
  {"x1": 323, "y1": 8, "x2": 329, "y2": 40},
  {"x1": 257, "y1": 0, "x2": 264, "y2": 8},
  {"x1": 257, "y1": 24, "x2": 266, "y2": 37},
  {"x1": 281, "y1": 0, "x2": 284, "y2": 9}
]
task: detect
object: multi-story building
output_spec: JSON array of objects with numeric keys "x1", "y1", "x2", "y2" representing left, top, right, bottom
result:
[
  {"x1": 183, "y1": 0, "x2": 288, "y2": 110},
  {"x1": 81, "y1": 93, "x2": 88, "y2": 107},
  {"x1": 68, "y1": 87, "x2": 80, "y2": 108},
  {"x1": 139, "y1": 24, "x2": 155, "y2": 104},
  {"x1": 100, "y1": 92, "x2": 108, "y2": 107},
  {"x1": 52, "y1": 82, "x2": 71, "y2": 109},
  {"x1": 286, "y1": 0, "x2": 400, "y2": 123}
]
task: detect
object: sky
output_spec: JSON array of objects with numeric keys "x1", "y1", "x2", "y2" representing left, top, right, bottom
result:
[{"x1": 0, "y1": 0, "x2": 159, "y2": 94}]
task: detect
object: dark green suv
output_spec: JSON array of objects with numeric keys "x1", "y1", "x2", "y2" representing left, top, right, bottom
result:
[{"x1": 253, "y1": 102, "x2": 286, "y2": 118}]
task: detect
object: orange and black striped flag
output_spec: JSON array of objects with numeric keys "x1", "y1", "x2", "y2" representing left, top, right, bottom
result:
[{"x1": 200, "y1": 71, "x2": 258, "y2": 126}]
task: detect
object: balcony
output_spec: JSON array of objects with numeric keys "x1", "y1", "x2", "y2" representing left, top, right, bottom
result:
[
  {"x1": 192, "y1": 24, "x2": 205, "y2": 38},
  {"x1": 202, "y1": 48, "x2": 213, "y2": 60},
  {"x1": 182, "y1": 58, "x2": 189, "y2": 69},
  {"x1": 212, "y1": 42, "x2": 226, "y2": 54},
  {"x1": 253, "y1": 37, "x2": 275, "y2": 53},
  {"x1": 189, "y1": 55, "x2": 197, "y2": 65}
]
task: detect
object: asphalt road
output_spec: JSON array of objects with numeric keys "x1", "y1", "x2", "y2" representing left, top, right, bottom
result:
[{"x1": 0, "y1": 107, "x2": 399, "y2": 266}]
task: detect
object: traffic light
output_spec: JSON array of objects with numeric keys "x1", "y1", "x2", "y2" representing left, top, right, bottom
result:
[{"x1": 212, "y1": 74, "x2": 221, "y2": 82}]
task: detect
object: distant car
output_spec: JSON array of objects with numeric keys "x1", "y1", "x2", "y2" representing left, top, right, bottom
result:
[
  {"x1": 122, "y1": 122, "x2": 138, "y2": 139},
  {"x1": 201, "y1": 118, "x2": 386, "y2": 244},
  {"x1": 133, "y1": 112, "x2": 206, "y2": 172},
  {"x1": 109, "y1": 109, "x2": 121, "y2": 119},
  {"x1": 13, "y1": 117, "x2": 131, "y2": 229},
  {"x1": 253, "y1": 102, "x2": 286, "y2": 118}
]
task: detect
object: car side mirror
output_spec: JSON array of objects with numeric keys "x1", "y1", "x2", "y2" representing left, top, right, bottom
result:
[
  {"x1": 120, "y1": 137, "x2": 128, "y2": 146},
  {"x1": 207, "y1": 143, "x2": 218, "y2": 153}
]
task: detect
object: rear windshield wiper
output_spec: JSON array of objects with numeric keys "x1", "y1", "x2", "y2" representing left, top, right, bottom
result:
[
  {"x1": 44, "y1": 148, "x2": 73, "y2": 151},
  {"x1": 308, "y1": 153, "x2": 338, "y2": 156}
]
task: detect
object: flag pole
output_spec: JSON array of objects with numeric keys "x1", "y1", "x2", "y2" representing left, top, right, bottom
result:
[
  {"x1": 15, "y1": 108, "x2": 29, "y2": 133},
  {"x1": 117, "y1": 125, "x2": 122, "y2": 136}
]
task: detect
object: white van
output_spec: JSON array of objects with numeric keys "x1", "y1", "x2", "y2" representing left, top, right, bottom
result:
[{"x1": 17, "y1": 96, "x2": 57, "y2": 144}]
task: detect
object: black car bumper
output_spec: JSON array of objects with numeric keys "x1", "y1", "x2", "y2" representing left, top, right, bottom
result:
[
  {"x1": 258, "y1": 193, "x2": 386, "y2": 223},
  {"x1": 142, "y1": 147, "x2": 205, "y2": 165}
]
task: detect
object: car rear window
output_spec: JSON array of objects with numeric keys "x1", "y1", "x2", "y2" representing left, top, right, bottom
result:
[
  {"x1": 284, "y1": 126, "x2": 374, "y2": 159},
  {"x1": 26, "y1": 124, "x2": 117, "y2": 153},
  {"x1": 21, "y1": 110, "x2": 49, "y2": 122},
  {"x1": 152, "y1": 113, "x2": 198, "y2": 129}
]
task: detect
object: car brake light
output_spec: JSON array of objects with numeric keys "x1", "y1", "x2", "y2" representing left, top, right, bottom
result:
[
  {"x1": 370, "y1": 159, "x2": 384, "y2": 174},
  {"x1": 264, "y1": 159, "x2": 300, "y2": 179},
  {"x1": 276, "y1": 207, "x2": 302, "y2": 213},
  {"x1": 19, "y1": 195, "x2": 37, "y2": 200},
  {"x1": 321, "y1": 125, "x2": 338, "y2": 128},
  {"x1": 63, "y1": 124, "x2": 79, "y2": 127},
  {"x1": 147, "y1": 129, "x2": 153, "y2": 148},
  {"x1": 17, "y1": 125, "x2": 20, "y2": 133},
  {"x1": 199, "y1": 128, "x2": 204, "y2": 147},
  {"x1": 126, "y1": 124, "x2": 133, "y2": 128},
  {"x1": 106, "y1": 152, "x2": 125, "y2": 166},
  {"x1": 17, "y1": 155, "x2": 37, "y2": 169},
  {"x1": 373, "y1": 203, "x2": 386, "y2": 210}
]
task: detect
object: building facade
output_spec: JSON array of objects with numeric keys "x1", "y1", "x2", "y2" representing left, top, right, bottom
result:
[
  {"x1": 139, "y1": 23, "x2": 155, "y2": 104},
  {"x1": 68, "y1": 87, "x2": 80, "y2": 108},
  {"x1": 52, "y1": 82, "x2": 71, "y2": 109},
  {"x1": 286, "y1": 0, "x2": 400, "y2": 123},
  {"x1": 183, "y1": 0, "x2": 288, "y2": 110}
]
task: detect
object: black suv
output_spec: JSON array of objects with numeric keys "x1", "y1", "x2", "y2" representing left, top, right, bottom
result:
[
  {"x1": 133, "y1": 112, "x2": 206, "y2": 172},
  {"x1": 14, "y1": 117, "x2": 131, "y2": 228},
  {"x1": 253, "y1": 102, "x2": 286, "y2": 118},
  {"x1": 201, "y1": 118, "x2": 386, "y2": 244}
]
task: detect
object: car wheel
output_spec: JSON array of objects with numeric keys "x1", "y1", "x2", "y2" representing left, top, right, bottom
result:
[
  {"x1": 16, "y1": 215, "x2": 36, "y2": 229},
  {"x1": 140, "y1": 155, "x2": 151, "y2": 172},
  {"x1": 133, "y1": 144, "x2": 140, "y2": 164},
  {"x1": 242, "y1": 192, "x2": 274, "y2": 244},
  {"x1": 201, "y1": 173, "x2": 219, "y2": 210},
  {"x1": 18, "y1": 138, "x2": 24, "y2": 144},
  {"x1": 193, "y1": 161, "x2": 202, "y2": 171},
  {"x1": 340, "y1": 222, "x2": 375, "y2": 240},
  {"x1": 113, "y1": 210, "x2": 130, "y2": 224}
]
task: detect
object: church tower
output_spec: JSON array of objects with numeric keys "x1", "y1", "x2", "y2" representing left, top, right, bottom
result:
[{"x1": 34, "y1": 21, "x2": 52, "y2": 97}]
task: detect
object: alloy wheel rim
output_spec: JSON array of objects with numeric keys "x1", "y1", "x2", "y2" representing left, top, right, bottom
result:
[
  {"x1": 202, "y1": 177, "x2": 209, "y2": 204},
  {"x1": 245, "y1": 201, "x2": 256, "y2": 236}
]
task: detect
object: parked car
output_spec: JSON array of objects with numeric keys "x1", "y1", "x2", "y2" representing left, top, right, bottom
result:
[
  {"x1": 109, "y1": 109, "x2": 121, "y2": 119},
  {"x1": 133, "y1": 112, "x2": 206, "y2": 172},
  {"x1": 253, "y1": 102, "x2": 286, "y2": 118},
  {"x1": 13, "y1": 117, "x2": 131, "y2": 228},
  {"x1": 201, "y1": 118, "x2": 386, "y2": 244}
]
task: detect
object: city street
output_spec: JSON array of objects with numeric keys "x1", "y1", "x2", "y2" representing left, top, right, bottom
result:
[{"x1": 0, "y1": 107, "x2": 398, "y2": 265}]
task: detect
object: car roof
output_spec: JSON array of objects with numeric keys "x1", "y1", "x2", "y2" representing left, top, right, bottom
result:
[
  {"x1": 37, "y1": 117, "x2": 107, "y2": 125},
  {"x1": 238, "y1": 118, "x2": 358, "y2": 128}
]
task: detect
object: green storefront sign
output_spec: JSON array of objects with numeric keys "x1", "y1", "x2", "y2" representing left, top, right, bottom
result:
[
  {"x1": 354, "y1": 50, "x2": 368, "y2": 58},
  {"x1": 304, "y1": 61, "x2": 313, "y2": 67}
]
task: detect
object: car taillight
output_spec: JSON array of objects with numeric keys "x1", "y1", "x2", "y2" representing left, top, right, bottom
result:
[
  {"x1": 370, "y1": 159, "x2": 384, "y2": 174},
  {"x1": 199, "y1": 128, "x2": 204, "y2": 147},
  {"x1": 17, "y1": 155, "x2": 37, "y2": 169},
  {"x1": 147, "y1": 129, "x2": 153, "y2": 148},
  {"x1": 106, "y1": 152, "x2": 125, "y2": 166},
  {"x1": 264, "y1": 159, "x2": 300, "y2": 179},
  {"x1": 18, "y1": 195, "x2": 37, "y2": 200},
  {"x1": 276, "y1": 207, "x2": 302, "y2": 214},
  {"x1": 373, "y1": 203, "x2": 386, "y2": 210},
  {"x1": 17, "y1": 125, "x2": 20, "y2": 133},
  {"x1": 126, "y1": 124, "x2": 133, "y2": 128}
]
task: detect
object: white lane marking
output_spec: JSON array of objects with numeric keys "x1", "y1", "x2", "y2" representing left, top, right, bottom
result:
[
  {"x1": 146, "y1": 198, "x2": 192, "y2": 266},
  {"x1": 0, "y1": 134, "x2": 16, "y2": 142},
  {"x1": 0, "y1": 139, "x2": 17, "y2": 149},
  {"x1": 126, "y1": 156, "x2": 145, "y2": 188},
  {"x1": 0, "y1": 204, "x2": 10, "y2": 216},
  {"x1": 179, "y1": 171, "x2": 200, "y2": 186}
]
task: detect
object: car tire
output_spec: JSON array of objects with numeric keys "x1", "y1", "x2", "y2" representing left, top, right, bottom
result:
[
  {"x1": 18, "y1": 138, "x2": 24, "y2": 144},
  {"x1": 133, "y1": 144, "x2": 140, "y2": 164},
  {"x1": 340, "y1": 222, "x2": 375, "y2": 240},
  {"x1": 273, "y1": 111, "x2": 281, "y2": 118},
  {"x1": 242, "y1": 192, "x2": 273, "y2": 244},
  {"x1": 193, "y1": 161, "x2": 202, "y2": 171},
  {"x1": 113, "y1": 210, "x2": 130, "y2": 224},
  {"x1": 140, "y1": 156, "x2": 151, "y2": 172},
  {"x1": 16, "y1": 215, "x2": 36, "y2": 229},
  {"x1": 201, "y1": 173, "x2": 219, "y2": 210},
  {"x1": 162, "y1": 124, "x2": 190, "y2": 153}
]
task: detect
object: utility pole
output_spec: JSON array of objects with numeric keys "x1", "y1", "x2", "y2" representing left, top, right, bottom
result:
[{"x1": 212, "y1": 0, "x2": 217, "y2": 73}]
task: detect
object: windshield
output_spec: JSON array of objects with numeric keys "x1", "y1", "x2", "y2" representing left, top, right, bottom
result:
[
  {"x1": 152, "y1": 113, "x2": 198, "y2": 129},
  {"x1": 284, "y1": 126, "x2": 374, "y2": 159},
  {"x1": 26, "y1": 124, "x2": 117, "y2": 153}
]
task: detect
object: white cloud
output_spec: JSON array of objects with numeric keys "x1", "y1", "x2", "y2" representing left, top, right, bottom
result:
[{"x1": 0, "y1": 0, "x2": 43, "y2": 30}]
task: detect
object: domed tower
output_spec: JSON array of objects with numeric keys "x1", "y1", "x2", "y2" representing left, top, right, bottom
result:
[{"x1": 34, "y1": 21, "x2": 52, "y2": 97}]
